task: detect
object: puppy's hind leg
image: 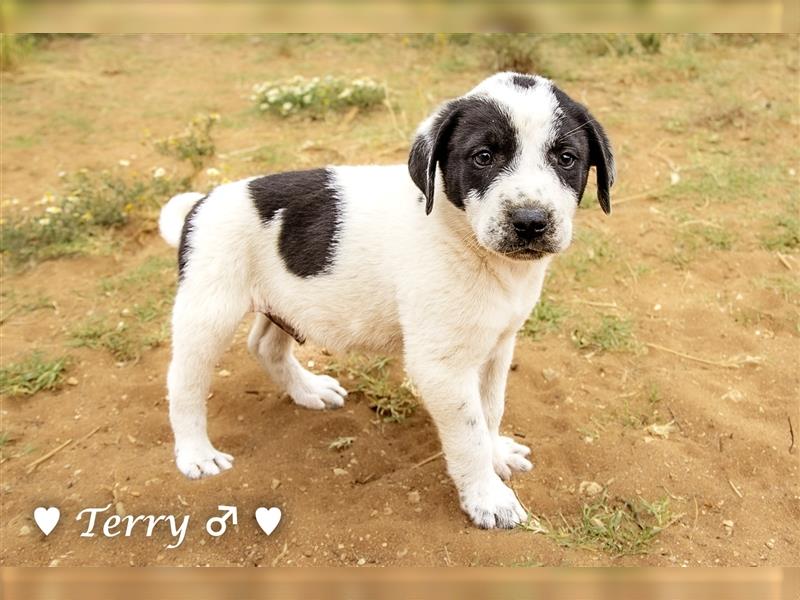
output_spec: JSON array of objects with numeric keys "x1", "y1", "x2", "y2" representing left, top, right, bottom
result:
[
  {"x1": 168, "y1": 284, "x2": 248, "y2": 479},
  {"x1": 247, "y1": 314, "x2": 347, "y2": 410}
]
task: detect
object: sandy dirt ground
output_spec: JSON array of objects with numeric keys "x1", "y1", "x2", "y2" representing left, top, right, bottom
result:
[{"x1": 1, "y1": 34, "x2": 798, "y2": 566}]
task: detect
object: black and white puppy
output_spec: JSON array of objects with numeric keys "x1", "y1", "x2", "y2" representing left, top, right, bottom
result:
[{"x1": 158, "y1": 72, "x2": 614, "y2": 529}]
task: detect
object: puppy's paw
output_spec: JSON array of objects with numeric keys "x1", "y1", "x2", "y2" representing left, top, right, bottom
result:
[
  {"x1": 460, "y1": 476, "x2": 527, "y2": 529},
  {"x1": 175, "y1": 441, "x2": 234, "y2": 479},
  {"x1": 290, "y1": 372, "x2": 347, "y2": 410},
  {"x1": 492, "y1": 435, "x2": 533, "y2": 480}
]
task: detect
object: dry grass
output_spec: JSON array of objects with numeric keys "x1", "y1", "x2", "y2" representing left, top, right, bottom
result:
[{"x1": 522, "y1": 491, "x2": 683, "y2": 557}]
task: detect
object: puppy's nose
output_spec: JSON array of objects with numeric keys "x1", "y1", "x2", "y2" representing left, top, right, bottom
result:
[{"x1": 510, "y1": 208, "x2": 549, "y2": 242}]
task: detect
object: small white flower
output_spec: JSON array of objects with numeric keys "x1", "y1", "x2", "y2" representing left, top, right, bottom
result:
[
  {"x1": 58, "y1": 171, "x2": 67, "y2": 178},
  {"x1": 205, "y1": 167, "x2": 221, "y2": 177},
  {"x1": 118, "y1": 159, "x2": 130, "y2": 167},
  {"x1": 38, "y1": 217, "x2": 51, "y2": 226},
  {"x1": 282, "y1": 102, "x2": 293, "y2": 112},
  {"x1": 45, "y1": 206, "x2": 62, "y2": 214},
  {"x1": 153, "y1": 167, "x2": 166, "y2": 179}
]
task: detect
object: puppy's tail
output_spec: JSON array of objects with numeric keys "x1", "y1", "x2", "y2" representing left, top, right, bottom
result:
[{"x1": 159, "y1": 192, "x2": 205, "y2": 248}]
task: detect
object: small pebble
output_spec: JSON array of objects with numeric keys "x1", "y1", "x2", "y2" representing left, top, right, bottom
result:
[
  {"x1": 218, "y1": 369, "x2": 231, "y2": 378},
  {"x1": 19, "y1": 525, "x2": 31, "y2": 536},
  {"x1": 66, "y1": 377, "x2": 79, "y2": 386},
  {"x1": 407, "y1": 490, "x2": 420, "y2": 504},
  {"x1": 579, "y1": 481, "x2": 603, "y2": 497},
  {"x1": 541, "y1": 368, "x2": 558, "y2": 382}
]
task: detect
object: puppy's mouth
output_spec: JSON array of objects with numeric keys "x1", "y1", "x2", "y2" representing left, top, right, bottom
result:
[
  {"x1": 502, "y1": 246, "x2": 552, "y2": 261},
  {"x1": 492, "y1": 235, "x2": 562, "y2": 261}
]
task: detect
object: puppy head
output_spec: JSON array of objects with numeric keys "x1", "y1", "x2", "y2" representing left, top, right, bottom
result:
[{"x1": 408, "y1": 72, "x2": 615, "y2": 260}]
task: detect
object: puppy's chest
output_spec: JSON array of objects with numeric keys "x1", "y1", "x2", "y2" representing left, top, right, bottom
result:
[{"x1": 479, "y1": 266, "x2": 548, "y2": 334}]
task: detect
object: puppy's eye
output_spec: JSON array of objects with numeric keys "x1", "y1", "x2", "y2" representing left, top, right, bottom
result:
[
  {"x1": 558, "y1": 152, "x2": 576, "y2": 169},
  {"x1": 473, "y1": 150, "x2": 493, "y2": 167}
]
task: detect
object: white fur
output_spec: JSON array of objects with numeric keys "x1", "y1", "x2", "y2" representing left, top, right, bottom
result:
[
  {"x1": 161, "y1": 74, "x2": 589, "y2": 529},
  {"x1": 159, "y1": 192, "x2": 205, "y2": 248}
]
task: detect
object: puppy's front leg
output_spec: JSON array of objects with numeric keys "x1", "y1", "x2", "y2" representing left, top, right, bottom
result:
[
  {"x1": 406, "y1": 359, "x2": 527, "y2": 529},
  {"x1": 481, "y1": 333, "x2": 533, "y2": 480}
]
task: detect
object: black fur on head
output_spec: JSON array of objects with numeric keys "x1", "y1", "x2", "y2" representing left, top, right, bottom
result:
[
  {"x1": 408, "y1": 102, "x2": 460, "y2": 215},
  {"x1": 408, "y1": 97, "x2": 517, "y2": 215},
  {"x1": 551, "y1": 86, "x2": 615, "y2": 214}
]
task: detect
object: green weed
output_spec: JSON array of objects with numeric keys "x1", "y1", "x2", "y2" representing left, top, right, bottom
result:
[
  {"x1": 482, "y1": 34, "x2": 548, "y2": 74},
  {"x1": 574, "y1": 34, "x2": 662, "y2": 57},
  {"x1": 69, "y1": 318, "x2": 138, "y2": 362},
  {"x1": 522, "y1": 297, "x2": 568, "y2": 339},
  {"x1": 99, "y1": 255, "x2": 175, "y2": 295},
  {"x1": 557, "y1": 229, "x2": 615, "y2": 283},
  {"x1": 0, "y1": 169, "x2": 187, "y2": 267},
  {"x1": 328, "y1": 356, "x2": 418, "y2": 423},
  {"x1": 695, "y1": 226, "x2": 736, "y2": 251},
  {"x1": 153, "y1": 113, "x2": 220, "y2": 171},
  {"x1": 0, "y1": 352, "x2": 68, "y2": 396},
  {"x1": 0, "y1": 34, "x2": 39, "y2": 71},
  {"x1": 524, "y1": 492, "x2": 681, "y2": 557},
  {"x1": 761, "y1": 214, "x2": 800, "y2": 251},
  {"x1": 573, "y1": 315, "x2": 636, "y2": 352},
  {"x1": 756, "y1": 275, "x2": 800, "y2": 301},
  {"x1": 252, "y1": 75, "x2": 386, "y2": 118},
  {"x1": 0, "y1": 292, "x2": 55, "y2": 324}
]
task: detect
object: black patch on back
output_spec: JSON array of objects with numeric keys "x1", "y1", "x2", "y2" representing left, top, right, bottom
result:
[
  {"x1": 248, "y1": 168, "x2": 341, "y2": 278},
  {"x1": 177, "y1": 194, "x2": 208, "y2": 281},
  {"x1": 512, "y1": 74, "x2": 538, "y2": 89},
  {"x1": 435, "y1": 97, "x2": 518, "y2": 208},
  {"x1": 550, "y1": 85, "x2": 614, "y2": 213}
]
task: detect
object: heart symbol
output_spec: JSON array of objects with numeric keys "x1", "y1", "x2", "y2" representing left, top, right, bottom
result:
[
  {"x1": 255, "y1": 507, "x2": 281, "y2": 535},
  {"x1": 33, "y1": 506, "x2": 60, "y2": 536}
]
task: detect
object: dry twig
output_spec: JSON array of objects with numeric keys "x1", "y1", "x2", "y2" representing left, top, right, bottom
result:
[
  {"x1": 26, "y1": 438, "x2": 73, "y2": 474},
  {"x1": 728, "y1": 478, "x2": 743, "y2": 499},
  {"x1": 412, "y1": 451, "x2": 443, "y2": 469},
  {"x1": 645, "y1": 342, "x2": 757, "y2": 369}
]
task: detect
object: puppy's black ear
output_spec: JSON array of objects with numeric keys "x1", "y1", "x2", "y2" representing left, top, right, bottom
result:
[
  {"x1": 408, "y1": 136, "x2": 432, "y2": 212},
  {"x1": 585, "y1": 118, "x2": 615, "y2": 215},
  {"x1": 408, "y1": 103, "x2": 461, "y2": 215}
]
